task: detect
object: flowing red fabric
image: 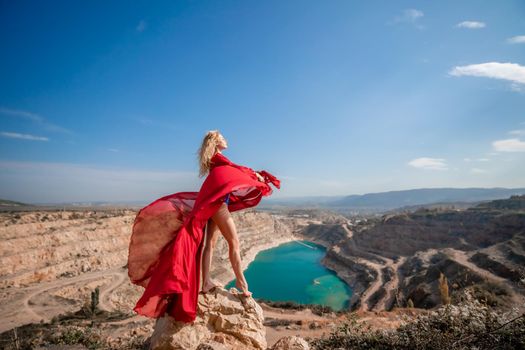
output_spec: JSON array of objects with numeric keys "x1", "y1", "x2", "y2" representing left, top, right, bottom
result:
[{"x1": 127, "y1": 152, "x2": 280, "y2": 323}]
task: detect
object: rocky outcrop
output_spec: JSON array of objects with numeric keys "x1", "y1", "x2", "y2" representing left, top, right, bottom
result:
[
  {"x1": 149, "y1": 287, "x2": 266, "y2": 350},
  {"x1": 269, "y1": 336, "x2": 310, "y2": 350},
  {"x1": 301, "y1": 223, "x2": 348, "y2": 247},
  {"x1": 0, "y1": 210, "x2": 136, "y2": 288}
]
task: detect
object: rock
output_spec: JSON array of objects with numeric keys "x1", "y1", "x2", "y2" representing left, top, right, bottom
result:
[
  {"x1": 149, "y1": 318, "x2": 210, "y2": 349},
  {"x1": 308, "y1": 321, "x2": 321, "y2": 329},
  {"x1": 149, "y1": 287, "x2": 266, "y2": 350},
  {"x1": 196, "y1": 339, "x2": 231, "y2": 350},
  {"x1": 270, "y1": 336, "x2": 310, "y2": 350}
]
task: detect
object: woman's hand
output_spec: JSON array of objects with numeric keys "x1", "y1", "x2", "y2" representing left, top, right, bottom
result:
[{"x1": 255, "y1": 171, "x2": 264, "y2": 182}]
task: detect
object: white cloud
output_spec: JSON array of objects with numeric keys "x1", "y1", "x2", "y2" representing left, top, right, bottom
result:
[
  {"x1": 456, "y1": 21, "x2": 486, "y2": 29},
  {"x1": 1, "y1": 131, "x2": 49, "y2": 141},
  {"x1": 389, "y1": 9, "x2": 424, "y2": 28},
  {"x1": 492, "y1": 138, "x2": 525, "y2": 152},
  {"x1": 507, "y1": 35, "x2": 525, "y2": 44},
  {"x1": 0, "y1": 107, "x2": 42, "y2": 122},
  {"x1": 401, "y1": 9, "x2": 424, "y2": 21},
  {"x1": 471, "y1": 168, "x2": 487, "y2": 174},
  {"x1": 464, "y1": 157, "x2": 490, "y2": 162},
  {"x1": 509, "y1": 129, "x2": 525, "y2": 136},
  {"x1": 136, "y1": 20, "x2": 147, "y2": 32},
  {"x1": 449, "y1": 62, "x2": 525, "y2": 85},
  {"x1": 0, "y1": 107, "x2": 72, "y2": 134},
  {"x1": 108, "y1": 148, "x2": 120, "y2": 153},
  {"x1": 408, "y1": 157, "x2": 448, "y2": 170}
]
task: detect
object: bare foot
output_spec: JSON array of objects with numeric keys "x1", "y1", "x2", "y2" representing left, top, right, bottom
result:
[
  {"x1": 235, "y1": 280, "x2": 253, "y2": 297},
  {"x1": 201, "y1": 279, "x2": 223, "y2": 294}
]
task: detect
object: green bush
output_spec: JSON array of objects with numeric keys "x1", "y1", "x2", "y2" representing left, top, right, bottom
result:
[{"x1": 49, "y1": 326, "x2": 106, "y2": 349}]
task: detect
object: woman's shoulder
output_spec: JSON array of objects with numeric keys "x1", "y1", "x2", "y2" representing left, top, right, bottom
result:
[
  {"x1": 211, "y1": 152, "x2": 226, "y2": 161},
  {"x1": 210, "y1": 152, "x2": 231, "y2": 166}
]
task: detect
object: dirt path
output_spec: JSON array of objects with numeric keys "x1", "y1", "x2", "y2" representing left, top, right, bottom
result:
[
  {"x1": 0, "y1": 266, "x2": 127, "y2": 332},
  {"x1": 341, "y1": 222, "x2": 353, "y2": 239},
  {"x1": 342, "y1": 221, "x2": 391, "y2": 311},
  {"x1": 261, "y1": 304, "x2": 329, "y2": 322},
  {"x1": 355, "y1": 257, "x2": 384, "y2": 312},
  {"x1": 261, "y1": 303, "x2": 339, "y2": 347},
  {"x1": 444, "y1": 248, "x2": 507, "y2": 283},
  {"x1": 294, "y1": 240, "x2": 317, "y2": 250},
  {"x1": 371, "y1": 256, "x2": 407, "y2": 312},
  {"x1": 444, "y1": 248, "x2": 525, "y2": 311},
  {"x1": 97, "y1": 270, "x2": 127, "y2": 312},
  {"x1": 350, "y1": 246, "x2": 408, "y2": 313},
  {"x1": 341, "y1": 221, "x2": 399, "y2": 311}
]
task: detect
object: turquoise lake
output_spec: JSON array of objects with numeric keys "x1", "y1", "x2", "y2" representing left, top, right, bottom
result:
[{"x1": 225, "y1": 240, "x2": 352, "y2": 311}]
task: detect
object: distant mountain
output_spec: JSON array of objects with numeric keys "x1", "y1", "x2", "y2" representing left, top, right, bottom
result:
[
  {"x1": 264, "y1": 187, "x2": 525, "y2": 213},
  {"x1": 261, "y1": 195, "x2": 346, "y2": 207},
  {"x1": 0, "y1": 198, "x2": 147, "y2": 211},
  {"x1": 328, "y1": 187, "x2": 525, "y2": 211},
  {"x1": 0, "y1": 198, "x2": 30, "y2": 207}
]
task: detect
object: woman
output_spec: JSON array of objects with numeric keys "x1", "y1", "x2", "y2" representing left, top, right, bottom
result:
[
  {"x1": 127, "y1": 130, "x2": 280, "y2": 323},
  {"x1": 200, "y1": 132, "x2": 261, "y2": 298}
]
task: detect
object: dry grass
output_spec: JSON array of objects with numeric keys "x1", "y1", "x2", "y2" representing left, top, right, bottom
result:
[{"x1": 310, "y1": 288, "x2": 525, "y2": 349}]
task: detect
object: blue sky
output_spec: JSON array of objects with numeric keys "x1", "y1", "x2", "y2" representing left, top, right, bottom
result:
[{"x1": 1, "y1": 0, "x2": 524, "y2": 203}]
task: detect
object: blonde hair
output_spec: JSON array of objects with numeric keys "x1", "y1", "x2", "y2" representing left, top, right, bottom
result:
[{"x1": 197, "y1": 130, "x2": 223, "y2": 177}]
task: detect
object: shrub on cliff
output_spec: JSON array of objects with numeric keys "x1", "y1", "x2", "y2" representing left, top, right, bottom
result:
[
  {"x1": 310, "y1": 288, "x2": 525, "y2": 349},
  {"x1": 439, "y1": 272, "x2": 450, "y2": 305}
]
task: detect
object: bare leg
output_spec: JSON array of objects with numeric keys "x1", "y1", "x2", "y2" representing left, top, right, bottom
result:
[
  {"x1": 211, "y1": 203, "x2": 252, "y2": 297},
  {"x1": 201, "y1": 218, "x2": 222, "y2": 293}
]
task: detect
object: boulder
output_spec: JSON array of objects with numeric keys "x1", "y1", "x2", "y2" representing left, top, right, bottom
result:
[
  {"x1": 149, "y1": 287, "x2": 266, "y2": 350},
  {"x1": 270, "y1": 336, "x2": 310, "y2": 350}
]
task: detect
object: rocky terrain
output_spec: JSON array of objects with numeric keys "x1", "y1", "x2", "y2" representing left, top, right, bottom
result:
[
  {"x1": 0, "y1": 206, "x2": 338, "y2": 348},
  {"x1": 0, "y1": 195, "x2": 524, "y2": 348},
  {"x1": 298, "y1": 195, "x2": 525, "y2": 314}
]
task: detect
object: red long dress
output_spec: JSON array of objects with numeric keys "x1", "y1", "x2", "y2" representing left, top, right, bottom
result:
[{"x1": 127, "y1": 152, "x2": 281, "y2": 323}]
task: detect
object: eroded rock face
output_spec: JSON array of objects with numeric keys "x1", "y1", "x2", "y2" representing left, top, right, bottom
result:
[
  {"x1": 149, "y1": 287, "x2": 266, "y2": 350},
  {"x1": 0, "y1": 208, "x2": 301, "y2": 333}
]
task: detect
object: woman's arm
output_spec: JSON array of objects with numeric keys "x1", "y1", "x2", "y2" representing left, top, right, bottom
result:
[
  {"x1": 255, "y1": 172, "x2": 264, "y2": 181},
  {"x1": 232, "y1": 162, "x2": 280, "y2": 188},
  {"x1": 257, "y1": 170, "x2": 281, "y2": 189},
  {"x1": 219, "y1": 153, "x2": 279, "y2": 187},
  {"x1": 231, "y1": 163, "x2": 259, "y2": 181}
]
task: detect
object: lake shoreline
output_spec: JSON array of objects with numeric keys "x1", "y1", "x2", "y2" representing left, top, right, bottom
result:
[{"x1": 221, "y1": 238, "x2": 353, "y2": 310}]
